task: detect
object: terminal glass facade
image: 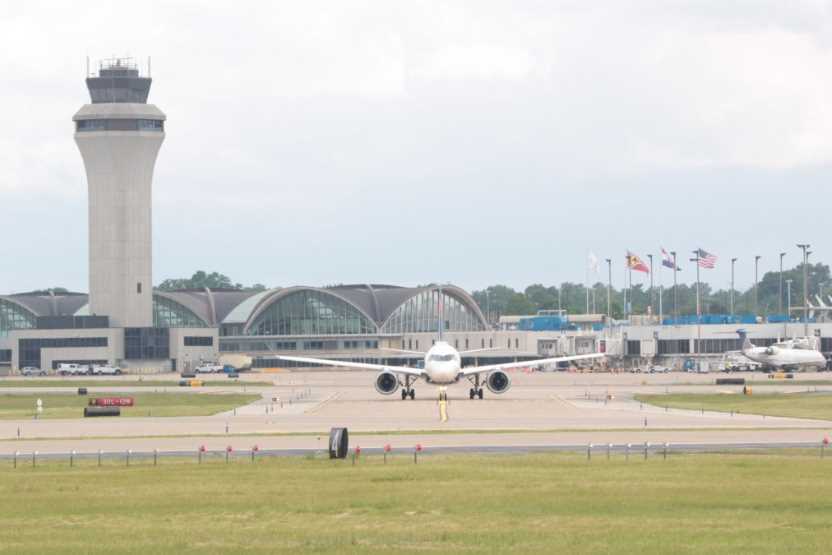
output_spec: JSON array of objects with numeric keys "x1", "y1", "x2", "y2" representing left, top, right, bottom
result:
[
  {"x1": 248, "y1": 290, "x2": 377, "y2": 336},
  {"x1": 381, "y1": 290, "x2": 485, "y2": 334},
  {"x1": 0, "y1": 299, "x2": 36, "y2": 337},
  {"x1": 153, "y1": 296, "x2": 208, "y2": 328}
]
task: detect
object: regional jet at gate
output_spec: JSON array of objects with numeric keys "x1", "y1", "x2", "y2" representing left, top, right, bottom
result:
[{"x1": 737, "y1": 330, "x2": 827, "y2": 371}]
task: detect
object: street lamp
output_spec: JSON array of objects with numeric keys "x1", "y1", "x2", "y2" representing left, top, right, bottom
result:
[
  {"x1": 730, "y1": 257, "x2": 738, "y2": 317},
  {"x1": 779, "y1": 252, "x2": 786, "y2": 316},
  {"x1": 797, "y1": 244, "x2": 810, "y2": 336},
  {"x1": 605, "y1": 258, "x2": 612, "y2": 322},
  {"x1": 754, "y1": 255, "x2": 761, "y2": 316}
]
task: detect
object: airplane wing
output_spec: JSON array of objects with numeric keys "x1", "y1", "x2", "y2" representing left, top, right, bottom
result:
[
  {"x1": 460, "y1": 353, "x2": 605, "y2": 376},
  {"x1": 275, "y1": 355, "x2": 424, "y2": 377}
]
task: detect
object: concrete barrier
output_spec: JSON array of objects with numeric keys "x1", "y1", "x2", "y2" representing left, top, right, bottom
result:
[{"x1": 83, "y1": 406, "x2": 120, "y2": 417}]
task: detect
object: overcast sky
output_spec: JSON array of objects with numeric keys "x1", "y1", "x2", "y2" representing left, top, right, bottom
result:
[{"x1": 1, "y1": 1, "x2": 831, "y2": 294}]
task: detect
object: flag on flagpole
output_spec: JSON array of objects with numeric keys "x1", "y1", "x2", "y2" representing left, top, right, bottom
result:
[
  {"x1": 660, "y1": 247, "x2": 681, "y2": 271},
  {"x1": 626, "y1": 251, "x2": 650, "y2": 273},
  {"x1": 696, "y1": 249, "x2": 718, "y2": 269}
]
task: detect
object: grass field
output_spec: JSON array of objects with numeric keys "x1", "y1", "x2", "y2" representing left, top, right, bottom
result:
[
  {"x1": 0, "y1": 393, "x2": 260, "y2": 419},
  {"x1": 1, "y1": 452, "x2": 831, "y2": 553},
  {"x1": 0, "y1": 379, "x2": 273, "y2": 388},
  {"x1": 636, "y1": 392, "x2": 832, "y2": 420}
]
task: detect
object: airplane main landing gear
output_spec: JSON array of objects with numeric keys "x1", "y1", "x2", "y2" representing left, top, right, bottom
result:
[
  {"x1": 468, "y1": 375, "x2": 484, "y2": 399},
  {"x1": 401, "y1": 376, "x2": 416, "y2": 400}
]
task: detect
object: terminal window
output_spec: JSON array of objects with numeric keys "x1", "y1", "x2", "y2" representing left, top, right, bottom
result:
[
  {"x1": 124, "y1": 328, "x2": 169, "y2": 360},
  {"x1": 184, "y1": 336, "x2": 213, "y2": 347}
]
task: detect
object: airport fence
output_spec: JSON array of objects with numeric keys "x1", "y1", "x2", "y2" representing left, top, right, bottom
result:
[{"x1": 1, "y1": 440, "x2": 831, "y2": 470}]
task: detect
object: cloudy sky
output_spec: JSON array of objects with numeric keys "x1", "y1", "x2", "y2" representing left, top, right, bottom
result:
[{"x1": 1, "y1": 1, "x2": 831, "y2": 294}]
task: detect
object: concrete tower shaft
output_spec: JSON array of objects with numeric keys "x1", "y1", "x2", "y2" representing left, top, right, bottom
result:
[{"x1": 73, "y1": 59, "x2": 165, "y2": 328}]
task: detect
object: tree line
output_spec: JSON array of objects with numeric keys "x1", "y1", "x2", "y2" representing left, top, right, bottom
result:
[{"x1": 471, "y1": 263, "x2": 831, "y2": 320}]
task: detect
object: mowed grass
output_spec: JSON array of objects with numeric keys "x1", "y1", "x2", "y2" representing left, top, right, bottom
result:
[
  {"x1": 2, "y1": 453, "x2": 832, "y2": 553},
  {"x1": 636, "y1": 392, "x2": 832, "y2": 420},
  {"x1": 0, "y1": 393, "x2": 260, "y2": 419},
  {"x1": 0, "y1": 379, "x2": 273, "y2": 388}
]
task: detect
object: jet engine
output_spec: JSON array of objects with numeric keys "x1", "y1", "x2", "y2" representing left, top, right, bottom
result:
[
  {"x1": 486, "y1": 370, "x2": 511, "y2": 394},
  {"x1": 374, "y1": 371, "x2": 400, "y2": 395}
]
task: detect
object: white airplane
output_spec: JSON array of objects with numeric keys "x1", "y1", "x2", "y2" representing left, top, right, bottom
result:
[
  {"x1": 277, "y1": 317, "x2": 604, "y2": 400},
  {"x1": 738, "y1": 330, "x2": 827, "y2": 371}
]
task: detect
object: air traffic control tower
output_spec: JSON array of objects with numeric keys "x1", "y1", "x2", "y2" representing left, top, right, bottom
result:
[{"x1": 73, "y1": 59, "x2": 165, "y2": 328}]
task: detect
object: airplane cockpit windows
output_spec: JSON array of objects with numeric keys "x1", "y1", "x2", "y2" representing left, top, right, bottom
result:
[{"x1": 429, "y1": 353, "x2": 456, "y2": 362}]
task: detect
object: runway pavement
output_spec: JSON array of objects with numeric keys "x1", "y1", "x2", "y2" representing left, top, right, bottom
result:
[{"x1": 0, "y1": 370, "x2": 830, "y2": 455}]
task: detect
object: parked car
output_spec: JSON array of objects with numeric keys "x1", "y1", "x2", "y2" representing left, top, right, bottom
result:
[
  {"x1": 195, "y1": 364, "x2": 223, "y2": 374},
  {"x1": 21, "y1": 367, "x2": 47, "y2": 377},
  {"x1": 91, "y1": 365, "x2": 122, "y2": 376}
]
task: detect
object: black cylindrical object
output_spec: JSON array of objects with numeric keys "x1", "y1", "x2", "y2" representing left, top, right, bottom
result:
[
  {"x1": 77, "y1": 387, "x2": 88, "y2": 396},
  {"x1": 84, "y1": 406, "x2": 120, "y2": 417},
  {"x1": 716, "y1": 378, "x2": 745, "y2": 385},
  {"x1": 329, "y1": 427, "x2": 349, "y2": 459}
]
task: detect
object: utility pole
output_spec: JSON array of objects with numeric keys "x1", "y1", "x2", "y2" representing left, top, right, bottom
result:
[
  {"x1": 671, "y1": 251, "x2": 678, "y2": 323},
  {"x1": 754, "y1": 255, "x2": 761, "y2": 317},
  {"x1": 779, "y1": 252, "x2": 786, "y2": 316},
  {"x1": 797, "y1": 243, "x2": 810, "y2": 336},
  {"x1": 606, "y1": 258, "x2": 612, "y2": 323},
  {"x1": 730, "y1": 257, "x2": 737, "y2": 317}
]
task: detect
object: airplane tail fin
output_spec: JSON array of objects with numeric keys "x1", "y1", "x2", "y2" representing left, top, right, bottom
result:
[{"x1": 737, "y1": 329, "x2": 752, "y2": 351}]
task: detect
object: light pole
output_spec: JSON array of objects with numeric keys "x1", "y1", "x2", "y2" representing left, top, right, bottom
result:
[
  {"x1": 730, "y1": 257, "x2": 737, "y2": 317},
  {"x1": 797, "y1": 243, "x2": 810, "y2": 336},
  {"x1": 786, "y1": 278, "x2": 793, "y2": 337},
  {"x1": 779, "y1": 252, "x2": 786, "y2": 316},
  {"x1": 671, "y1": 251, "x2": 678, "y2": 322},
  {"x1": 647, "y1": 254, "x2": 654, "y2": 317},
  {"x1": 754, "y1": 255, "x2": 761, "y2": 317},
  {"x1": 606, "y1": 258, "x2": 612, "y2": 323}
]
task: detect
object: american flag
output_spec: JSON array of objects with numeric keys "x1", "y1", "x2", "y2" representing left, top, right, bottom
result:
[{"x1": 696, "y1": 249, "x2": 717, "y2": 269}]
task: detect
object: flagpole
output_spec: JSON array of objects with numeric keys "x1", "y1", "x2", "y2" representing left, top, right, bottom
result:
[
  {"x1": 658, "y1": 262, "x2": 663, "y2": 324},
  {"x1": 623, "y1": 260, "x2": 628, "y2": 320},
  {"x1": 691, "y1": 250, "x2": 702, "y2": 369},
  {"x1": 648, "y1": 254, "x2": 654, "y2": 319},
  {"x1": 671, "y1": 251, "x2": 678, "y2": 323}
]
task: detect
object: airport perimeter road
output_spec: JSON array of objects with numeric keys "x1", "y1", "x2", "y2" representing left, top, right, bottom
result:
[{"x1": 0, "y1": 370, "x2": 829, "y2": 454}]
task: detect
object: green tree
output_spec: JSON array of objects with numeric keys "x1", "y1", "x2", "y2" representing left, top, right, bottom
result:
[{"x1": 157, "y1": 271, "x2": 267, "y2": 292}]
